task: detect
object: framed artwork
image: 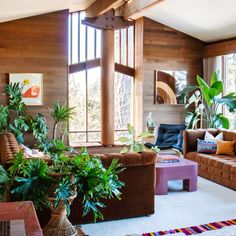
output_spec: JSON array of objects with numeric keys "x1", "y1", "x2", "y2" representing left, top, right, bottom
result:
[
  {"x1": 9, "y1": 73, "x2": 43, "y2": 106},
  {"x1": 154, "y1": 70, "x2": 187, "y2": 105}
]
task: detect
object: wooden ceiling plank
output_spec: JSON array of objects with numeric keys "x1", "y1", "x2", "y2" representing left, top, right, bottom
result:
[
  {"x1": 86, "y1": 0, "x2": 125, "y2": 17},
  {"x1": 118, "y1": 0, "x2": 165, "y2": 19}
]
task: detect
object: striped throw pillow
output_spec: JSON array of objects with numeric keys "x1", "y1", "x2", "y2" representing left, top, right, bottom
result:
[{"x1": 197, "y1": 139, "x2": 217, "y2": 154}]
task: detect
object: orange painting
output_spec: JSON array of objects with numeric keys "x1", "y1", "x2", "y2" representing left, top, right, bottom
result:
[{"x1": 9, "y1": 73, "x2": 43, "y2": 105}]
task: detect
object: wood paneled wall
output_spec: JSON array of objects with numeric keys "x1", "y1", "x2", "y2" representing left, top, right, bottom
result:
[
  {"x1": 0, "y1": 10, "x2": 68, "y2": 136},
  {"x1": 204, "y1": 38, "x2": 236, "y2": 58},
  {"x1": 135, "y1": 17, "x2": 204, "y2": 131}
]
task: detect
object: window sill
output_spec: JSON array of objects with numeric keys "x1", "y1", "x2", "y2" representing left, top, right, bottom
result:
[{"x1": 70, "y1": 142, "x2": 124, "y2": 148}]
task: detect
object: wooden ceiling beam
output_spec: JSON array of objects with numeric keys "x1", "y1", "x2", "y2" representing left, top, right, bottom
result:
[
  {"x1": 117, "y1": 0, "x2": 165, "y2": 19},
  {"x1": 86, "y1": 0, "x2": 125, "y2": 17}
]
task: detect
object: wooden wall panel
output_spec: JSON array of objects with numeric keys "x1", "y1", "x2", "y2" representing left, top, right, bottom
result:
[
  {"x1": 137, "y1": 17, "x2": 204, "y2": 130},
  {"x1": 204, "y1": 38, "x2": 236, "y2": 58},
  {"x1": 0, "y1": 10, "x2": 68, "y2": 136}
]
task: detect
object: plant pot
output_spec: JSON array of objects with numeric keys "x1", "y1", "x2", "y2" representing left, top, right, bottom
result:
[{"x1": 43, "y1": 195, "x2": 86, "y2": 236}]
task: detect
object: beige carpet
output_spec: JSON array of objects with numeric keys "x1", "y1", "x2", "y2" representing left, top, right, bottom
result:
[{"x1": 81, "y1": 177, "x2": 236, "y2": 236}]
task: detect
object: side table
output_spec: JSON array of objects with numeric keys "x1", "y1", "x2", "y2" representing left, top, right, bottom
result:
[{"x1": 0, "y1": 201, "x2": 43, "y2": 236}]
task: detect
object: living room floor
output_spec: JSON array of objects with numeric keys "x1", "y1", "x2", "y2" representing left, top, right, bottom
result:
[{"x1": 81, "y1": 177, "x2": 236, "y2": 236}]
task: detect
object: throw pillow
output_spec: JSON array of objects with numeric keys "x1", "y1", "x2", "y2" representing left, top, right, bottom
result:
[
  {"x1": 216, "y1": 140, "x2": 235, "y2": 156},
  {"x1": 204, "y1": 131, "x2": 223, "y2": 141},
  {"x1": 197, "y1": 139, "x2": 217, "y2": 154}
]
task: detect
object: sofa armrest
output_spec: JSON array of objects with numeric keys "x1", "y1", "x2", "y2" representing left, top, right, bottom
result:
[
  {"x1": 0, "y1": 133, "x2": 20, "y2": 166},
  {"x1": 183, "y1": 129, "x2": 206, "y2": 156},
  {"x1": 97, "y1": 152, "x2": 157, "y2": 167}
]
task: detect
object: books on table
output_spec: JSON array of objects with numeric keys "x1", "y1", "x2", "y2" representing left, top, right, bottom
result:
[{"x1": 157, "y1": 155, "x2": 180, "y2": 163}]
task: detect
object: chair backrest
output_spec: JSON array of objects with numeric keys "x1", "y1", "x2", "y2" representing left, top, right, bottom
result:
[{"x1": 156, "y1": 124, "x2": 186, "y2": 143}]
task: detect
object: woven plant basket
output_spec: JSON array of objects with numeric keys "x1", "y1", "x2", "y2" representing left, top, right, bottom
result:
[{"x1": 43, "y1": 195, "x2": 86, "y2": 236}]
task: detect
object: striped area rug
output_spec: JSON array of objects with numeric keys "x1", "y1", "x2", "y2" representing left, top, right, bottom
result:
[{"x1": 130, "y1": 219, "x2": 236, "y2": 236}]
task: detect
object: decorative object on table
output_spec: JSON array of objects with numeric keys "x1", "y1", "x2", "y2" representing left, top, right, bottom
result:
[
  {"x1": 183, "y1": 71, "x2": 236, "y2": 129},
  {"x1": 128, "y1": 218, "x2": 236, "y2": 236},
  {"x1": 155, "y1": 159, "x2": 197, "y2": 195},
  {"x1": 146, "y1": 112, "x2": 155, "y2": 132},
  {"x1": 9, "y1": 73, "x2": 43, "y2": 106},
  {"x1": 0, "y1": 83, "x2": 48, "y2": 144},
  {"x1": 144, "y1": 124, "x2": 186, "y2": 152},
  {"x1": 118, "y1": 123, "x2": 155, "y2": 154},
  {"x1": 154, "y1": 70, "x2": 187, "y2": 104},
  {"x1": 156, "y1": 155, "x2": 180, "y2": 163}
]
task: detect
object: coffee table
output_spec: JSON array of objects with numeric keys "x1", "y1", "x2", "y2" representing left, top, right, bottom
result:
[{"x1": 155, "y1": 158, "x2": 198, "y2": 195}]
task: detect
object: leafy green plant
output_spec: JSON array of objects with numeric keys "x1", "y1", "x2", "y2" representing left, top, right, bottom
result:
[
  {"x1": 0, "y1": 83, "x2": 48, "y2": 144},
  {"x1": 0, "y1": 105, "x2": 9, "y2": 134},
  {"x1": 184, "y1": 72, "x2": 236, "y2": 129},
  {"x1": 151, "y1": 146, "x2": 160, "y2": 153},
  {"x1": 0, "y1": 148, "x2": 124, "y2": 221},
  {"x1": 49, "y1": 102, "x2": 75, "y2": 140},
  {"x1": 118, "y1": 123, "x2": 153, "y2": 153}
]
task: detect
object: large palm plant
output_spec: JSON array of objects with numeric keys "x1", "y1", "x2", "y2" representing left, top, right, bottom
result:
[{"x1": 185, "y1": 72, "x2": 236, "y2": 129}]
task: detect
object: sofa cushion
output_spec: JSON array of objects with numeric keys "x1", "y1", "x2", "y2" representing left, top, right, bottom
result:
[
  {"x1": 197, "y1": 139, "x2": 217, "y2": 154},
  {"x1": 216, "y1": 140, "x2": 235, "y2": 156}
]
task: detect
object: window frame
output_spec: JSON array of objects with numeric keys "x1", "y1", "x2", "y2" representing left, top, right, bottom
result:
[{"x1": 68, "y1": 11, "x2": 135, "y2": 145}]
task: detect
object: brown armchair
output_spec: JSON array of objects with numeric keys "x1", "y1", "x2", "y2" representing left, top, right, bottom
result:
[{"x1": 69, "y1": 152, "x2": 157, "y2": 224}]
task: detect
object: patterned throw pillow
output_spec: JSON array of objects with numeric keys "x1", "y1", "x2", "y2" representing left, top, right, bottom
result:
[{"x1": 197, "y1": 139, "x2": 217, "y2": 154}]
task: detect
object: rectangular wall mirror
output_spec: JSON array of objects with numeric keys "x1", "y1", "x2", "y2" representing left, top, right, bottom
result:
[{"x1": 154, "y1": 70, "x2": 187, "y2": 104}]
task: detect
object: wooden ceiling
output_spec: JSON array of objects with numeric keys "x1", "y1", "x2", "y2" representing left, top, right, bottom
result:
[{"x1": 85, "y1": 0, "x2": 164, "y2": 19}]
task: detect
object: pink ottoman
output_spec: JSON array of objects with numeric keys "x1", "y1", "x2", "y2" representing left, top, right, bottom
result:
[{"x1": 155, "y1": 158, "x2": 198, "y2": 195}]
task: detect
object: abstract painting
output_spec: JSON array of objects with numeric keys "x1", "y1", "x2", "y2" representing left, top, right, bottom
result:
[{"x1": 9, "y1": 73, "x2": 43, "y2": 106}]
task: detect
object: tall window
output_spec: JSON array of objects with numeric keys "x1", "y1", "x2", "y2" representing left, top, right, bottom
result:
[
  {"x1": 225, "y1": 54, "x2": 236, "y2": 129},
  {"x1": 114, "y1": 27, "x2": 134, "y2": 140},
  {"x1": 69, "y1": 12, "x2": 101, "y2": 145},
  {"x1": 69, "y1": 11, "x2": 134, "y2": 145}
]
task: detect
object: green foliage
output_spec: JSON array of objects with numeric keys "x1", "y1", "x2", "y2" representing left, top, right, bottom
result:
[
  {"x1": 151, "y1": 146, "x2": 160, "y2": 153},
  {"x1": 0, "y1": 83, "x2": 48, "y2": 144},
  {"x1": 49, "y1": 102, "x2": 75, "y2": 140},
  {"x1": 177, "y1": 85, "x2": 199, "y2": 104},
  {"x1": 6, "y1": 83, "x2": 27, "y2": 116},
  {"x1": 0, "y1": 105, "x2": 9, "y2": 134},
  {"x1": 118, "y1": 123, "x2": 156, "y2": 154},
  {"x1": 0, "y1": 148, "x2": 124, "y2": 221},
  {"x1": 31, "y1": 114, "x2": 48, "y2": 144},
  {"x1": 184, "y1": 72, "x2": 236, "y2": 129},
  {"x1": 11, "y1": 158, "x2": 54, "y2": 210}
]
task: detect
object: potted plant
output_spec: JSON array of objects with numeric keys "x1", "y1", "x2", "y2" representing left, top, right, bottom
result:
[
  {"x1": 0, "y1": 83, "x2": 125, "y2": 235},
  {"x1": 118, "y1": 123, "x2": 160, "y2": 154},
  {"x1": 0, "y1": 146, "x2": 124, "y2": 236},
  {"x1": 182, "y1": 72, "x2": 236, "y2": 129}
]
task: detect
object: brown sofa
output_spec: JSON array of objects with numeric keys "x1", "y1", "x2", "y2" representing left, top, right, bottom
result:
[
  {"x1": 0, "y1": 133, "x2": 157, "y2": 224},
  {"x1": 183, "y1": 129, "x2": 236, "y2": 191}
]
